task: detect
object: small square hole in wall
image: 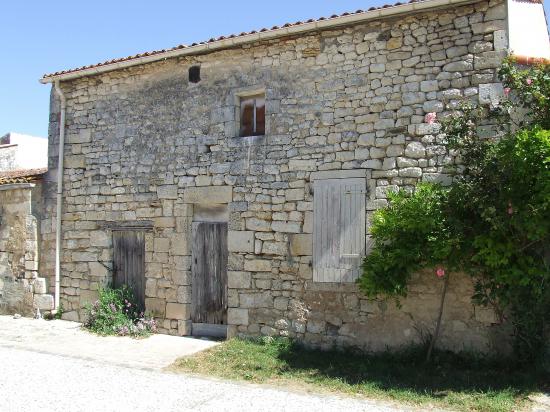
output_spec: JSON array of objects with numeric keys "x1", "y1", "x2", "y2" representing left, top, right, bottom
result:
[
  {"x1": 189, "y1": 65, "x2": 201, "y2": 83},
  {"x1": 239, "y1": 93, "x2": 265, "y2": 137}
]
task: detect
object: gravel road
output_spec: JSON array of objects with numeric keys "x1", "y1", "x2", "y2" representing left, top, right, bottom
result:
[{"x1": 0, "y1": 346, "x2": 414, "y2": 412}]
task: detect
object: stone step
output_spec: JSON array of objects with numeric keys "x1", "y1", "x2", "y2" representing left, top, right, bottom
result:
[{"x1": 191, "y1": 323, "x2": 227, "y2": 339}]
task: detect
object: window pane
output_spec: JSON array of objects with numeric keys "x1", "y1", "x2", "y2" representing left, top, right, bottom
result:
[
  {"x1": 240, "y1": 98, "x2": 254, "y2": 137},
  {"x1": 255, "y1": 97, "x2": 265, "y2": 136}
]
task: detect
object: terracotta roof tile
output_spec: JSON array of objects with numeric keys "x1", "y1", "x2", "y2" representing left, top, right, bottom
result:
[
  {"x1": 0, "y1": 168, "x2": 47, "y2": 185},
  {"x1": 42, "y1": 0, "x2": 425, "y2": 80}
]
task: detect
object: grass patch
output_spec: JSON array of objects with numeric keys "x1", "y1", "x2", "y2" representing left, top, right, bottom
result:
[{"x1": 172, "y1": 337, "x2": 549, "y2": 412}]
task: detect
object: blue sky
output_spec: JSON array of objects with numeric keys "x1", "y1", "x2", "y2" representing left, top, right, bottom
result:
[{"x1": 2, "y1": 1, "x2": 549, "y2": 138}]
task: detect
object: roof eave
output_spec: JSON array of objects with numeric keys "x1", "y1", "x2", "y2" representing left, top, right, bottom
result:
[{"x1": 39, "y1": 0, "x2": 478, "y2": 84}]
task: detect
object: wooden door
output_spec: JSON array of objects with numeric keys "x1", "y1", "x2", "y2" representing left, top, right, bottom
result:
[
  {"x1": 112, "y1": 230, "x2": 145, "y2": 310},
  {"x1": 191, "y1": 222, "x2": 228, "y2": 324}
]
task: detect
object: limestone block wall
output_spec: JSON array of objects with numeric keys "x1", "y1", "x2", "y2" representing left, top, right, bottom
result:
[
  {"x1": 0, "y1": 183, "x2": 53, "y2": 316},
  {"x1": 42, "y1": 0, "x2": 511, "y2": 352}
]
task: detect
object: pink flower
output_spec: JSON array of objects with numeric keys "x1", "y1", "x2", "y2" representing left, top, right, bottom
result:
[
  {"x1": 507, "y1": 202, "x2": 513, "y2": 216},
  {"x1": 526, "y1": 78, "x2": 533, "y2": 85},
  {"x1": 436, "y1": 267, "x2": 445, "y2": 278},
  {"x1": 425, "y1": 112, "x2": 437, "y2": 124},
  {"x1": 503, "y1": 87, "x2": 511, "y2": 97}
]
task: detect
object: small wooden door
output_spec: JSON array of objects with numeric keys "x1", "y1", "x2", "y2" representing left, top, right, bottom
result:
[
  {"x1": 191, "y1": 222, "x2": 228, "y2": 324},
  {"x1": 113, "y1": 230, "x2": 145, "y2": 310}
]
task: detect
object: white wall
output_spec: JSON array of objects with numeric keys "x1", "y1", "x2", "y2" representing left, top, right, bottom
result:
[
  {"x1": 0, "y1": 133, "x2": 48, "y2": 171},
  {"x1": 508, "y1": 0, "x2": 550, "y2": 59}
]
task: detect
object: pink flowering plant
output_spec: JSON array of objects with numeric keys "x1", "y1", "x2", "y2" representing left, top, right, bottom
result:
[
  {"x1": 425, "y1": 112, "x2": 437, "y2": 125},
  {"x1": 84, "y1": 285, "x2": 157, "y2": 337},
  {"x1": 498, "y1": 57, "x2": 550, "y2": 129},
  {"x1": 360, "y1": 58, "x2": 550, "y2": 364}
]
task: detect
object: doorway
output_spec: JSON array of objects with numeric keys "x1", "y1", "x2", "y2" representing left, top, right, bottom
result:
[
  {"x1": 191, "y1": 221, "x2": 228, "y2": 326},
  {"x1": 112, "y1": 230, "x2": 145, "y2": 311}
]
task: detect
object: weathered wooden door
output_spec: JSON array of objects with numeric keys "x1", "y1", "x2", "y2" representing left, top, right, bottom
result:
[
  {"x1": 112, "y1": 230, "x2": 145, "y2": 310},
  {"x1": 191, "y1": 222, "x2": 228, "y2": 324}
]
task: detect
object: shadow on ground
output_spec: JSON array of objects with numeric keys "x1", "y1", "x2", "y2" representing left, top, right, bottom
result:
[{"x1": 274, "y1": 339, "x2": 549, "y2": 398}]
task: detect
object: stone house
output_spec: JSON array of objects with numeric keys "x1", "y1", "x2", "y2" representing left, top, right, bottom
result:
[
  {"x1": 37, "y1": 0, "x2": 549, "y2": 351},
  {"x1": 0, "y1": 168, "x2": 53, "y2": 316},
  {"x1": 0, "y1": 132, "x2": 51, "y2": 316}
]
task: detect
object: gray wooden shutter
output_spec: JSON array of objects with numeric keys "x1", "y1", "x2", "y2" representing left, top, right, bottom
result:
[
  {"x1": 191, "y1": 222, "x2": 228, "y2": 324},
  {"x1": 313, "y1": 178, "x2": 366, "y2": 283},
  {"x1": 112, "y1": 230, "x2": 146, "y2": 310}
]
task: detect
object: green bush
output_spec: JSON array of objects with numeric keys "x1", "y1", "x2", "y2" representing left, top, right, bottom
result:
[
  {"x1": 450, "y1": 126, "x2": 550, "y2": 360},
  {"x1": 499, "y1": 58, "x2": 550, "y2": 129},
  {"x1": 359, "y1": 183, "x2": 457, "y2": 300},
  {"x1": 84, "y1": 286, "x2": 157, "y2": 337}
]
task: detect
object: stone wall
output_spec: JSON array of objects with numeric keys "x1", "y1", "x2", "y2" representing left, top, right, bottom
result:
[
  {"x1": 42, "y1": 0, "x2": 511, "y2": 352},
  {"x1": 0, "y1": 183, "x2": 53, "y2": 316},
  {"x1": 0, "y1": 144, "x2": 17, "y2": 171}
]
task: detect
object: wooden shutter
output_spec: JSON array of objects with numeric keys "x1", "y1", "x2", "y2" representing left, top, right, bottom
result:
[
  {"x1": 255, "y1": 96, "x2": 265, "y2": 135},
  {"x1": 191, "y1": 222, "x2": 228, "y2": 324},
  {"x1": 240, "y1": 98, "x2": 255, "y2": 137},
  {"x1": 313, "y1": 178, "x2": 366, "y2": 283},
  {"x1": 112, "y1": 230, "x2": 145, "y2": 310}
]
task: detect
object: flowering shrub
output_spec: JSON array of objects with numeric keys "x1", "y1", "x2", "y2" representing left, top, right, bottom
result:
[
  {"x1": 84, "y1": 286, "x2": 157, "y2": 337},
  {"x1": 447, "y1": 123, "x2": 550, "y2": 362},
  {"x1": 358, "y1": 183, "x2": 457, "y2": 300},
  {"x1": 424, "y1": 112, "x2": 437, "y2": 125},
  {"x1": 499, "y1": 58, "x2": 550, "y2": 129},
  {"x1": 360, "y1": 58, "x2": 550, "y2": 363}
]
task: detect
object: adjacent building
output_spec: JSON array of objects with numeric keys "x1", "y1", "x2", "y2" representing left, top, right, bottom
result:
[
  {"x1": 0, "y1": 132, "x2": 48, "y2": 171},
  {"x1": 0, "y1": 132, "x2": 50, "y2": 315}
]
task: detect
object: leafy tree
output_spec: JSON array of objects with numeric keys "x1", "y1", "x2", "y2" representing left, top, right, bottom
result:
[{"x1": 360, "y1": 58, "x2": 550, "y2": 363}]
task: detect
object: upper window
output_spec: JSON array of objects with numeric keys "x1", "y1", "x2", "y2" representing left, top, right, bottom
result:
[
  {"x1": 239, "y1": 94, "x2": 265, "y2": 137},
  {"x1": 189, "y1": 66, "x2": 201, "y2": 84}
]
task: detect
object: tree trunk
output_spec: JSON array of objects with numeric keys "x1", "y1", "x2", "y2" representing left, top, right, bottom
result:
[{"x1": 426, "y1": 273, "x2": 450, "y2": 363}]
